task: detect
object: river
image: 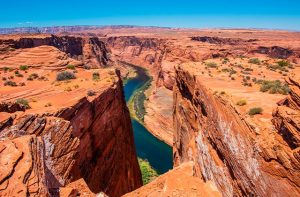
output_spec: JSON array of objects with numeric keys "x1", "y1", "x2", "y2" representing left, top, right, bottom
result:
[{"x1": 123, "y1": 65, "x2": 173, "y2": 174}]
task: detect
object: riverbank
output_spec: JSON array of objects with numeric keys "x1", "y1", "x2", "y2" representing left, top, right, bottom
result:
[{"x1": 123, "y1": 62, "x2": 172, "y2": 178}]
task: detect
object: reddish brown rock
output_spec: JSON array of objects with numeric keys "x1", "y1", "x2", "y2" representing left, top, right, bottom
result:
[
  {"x1": 123, "y1": 162, "x2": 221, "y2": 197},
  {"x1": 173, "y1": 65, "x2": 300, "y2": 196},
  {"x1": 0, "y1": 135, "x2": 49, "y2": 196},
  {"x1": 272, "y1": 74, "x2": 300, "y2": 149},
  {"x1": 0, "y1": 69, "x2": 142, "y2": 197},
  {"x1": 0, "y1": 34, "x2": 111, "y2": 68}
]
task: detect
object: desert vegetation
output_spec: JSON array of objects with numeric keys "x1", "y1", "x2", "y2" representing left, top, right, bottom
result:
[
  {"x1": 56, "y1": 71, "x2": 76, "y2": 81},
  {"x1": 16, "y1": 98, "x2": 30, "y2": 109},
  {"x1": 92, "y1": 72, "x2": 100, "y2": 81},
  {"x1": 248, "y1": 107, "x2": 263, "y2": 115},
  {"x1": 236, "y1": 99, "x2": 247, "y2": 106},
  {"x1": 19, "y1": 65, "x2": 29, "y2": 71},
  {"x1": 248, "y1": 58, "x2": 261, "y2": 65},
  {"x1": 138, "y1": 158, "x2": 158, "y2": 184},
  {"x1": 257, "y1": 80, "x2": 290, "y2": 95}
]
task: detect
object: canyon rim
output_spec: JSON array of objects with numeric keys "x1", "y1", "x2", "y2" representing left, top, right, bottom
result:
[{"x1": 1, "y1": 1, "x2": 300, "y2": 196}]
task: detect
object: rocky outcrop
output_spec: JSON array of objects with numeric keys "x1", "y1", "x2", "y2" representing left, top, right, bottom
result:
[
  {"x1": 0, "y1": 70, "x2": 142, "y2": 197},
  {"x1": 272, "y1": 75, "x2": 300, "y2": 149},
  {"x1": 123, "y1": 162, "x2": 221, "y2": 197},
  {"x1": 0, "y1": 101, "x2": 28, "y2": 113},
  {"x1": 0, "y1": 34, "x2": 111, "y2": 68},
  {"x1": 191, "y1": 36, "x2": 257, "y2": 45},
  {"x1": 173, "y1": 66, "x2": 300, "y2": 196},
  {"x1": 106, "y1": 36, "x2": 164, "y2": 69},
  {"x1": 254, "y1": 46, "x2": 295, "y2": 59}
]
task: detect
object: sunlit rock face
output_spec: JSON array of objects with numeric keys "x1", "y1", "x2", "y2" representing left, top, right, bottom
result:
[
  {"x1": 173, "y1": 65, "x2": 300, "y2": 196},
  {"x1": 0, "y1": 69, "x2": 142, "y2": 197}
]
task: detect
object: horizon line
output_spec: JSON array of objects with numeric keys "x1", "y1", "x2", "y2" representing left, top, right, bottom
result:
[{"x1": 0, "y1": 24, "x2": 299, "y2": 33}]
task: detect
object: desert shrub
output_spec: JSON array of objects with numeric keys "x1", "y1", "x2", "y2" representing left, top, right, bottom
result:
[
  {"x1": 4, "y1": 80, "x2": 17, "y2": 86},
  {"x1": 229, "y1": 69, "x2": 237, "y2": 75},
  {"x1": 244, "y1": 68, "x2": 253, "y2": 72},
  {"x1": 19, "y1": 82, "x2": 25, "y2": 86},
  {"x1": 16, "y1": 98, "x2": 30, "y2": 109},
  {"x1": 248, "y1": 58, "x2": 261, "y2": 65},
  {"x1": 87, "y1": 90, "x2": 96, "y2": 96},
  {"x1": 56, "y1": 71, "x2": 76, "y2": 81},
  {"x1": 19, "y1": 65, "x2": 28, "y2": 71},
  {"x1": 92, "y1": 72, "x2": 100, "y2": 81},
  {"x1": 221, "y1": 68, "x2": 230, "y2": 72},
  {"x1": 277, "y1": 60, "x2": 289, "y2": 67},
  {"x1": 64, "y1": 87, "x2": 72, "y2": 92},
  {"x1": 248, "y1": 107, "x2": 263, "y2": 115},
  {"x1": 206, "y1": 62, "x2": 218, "y2": 68},
  {"x1": 2, "y1": 77, "x2": 7, "y2": 81},
  {"x1": 66, "y1": 64, "x2": 75, "y2": 70},
  {"x1": 44, "y1": 102, "x2": 52, "y2": 107},
  {"x1": 38, "y1": 76, "x2": 48, "y2": 81},
  {"x1": 29, "y1": 73, "x2": 39, "y2": 79},
  {"x1": 258, "y1": 80, "x2": 290, "y2": 95},
  {"x1": 74, "y1": 84, "x2": 79, "y2": 89},
  {"x1": 3, "y1": 67, "x2": 11, "y2": 72},
  {"x1": 16, "y1": 73, "x2": 24, "y2": 77},
  {"x1": 236, "y1": 99, "x2": 247, "y2": 106}
]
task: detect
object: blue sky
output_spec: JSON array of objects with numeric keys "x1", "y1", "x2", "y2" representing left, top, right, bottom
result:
[{"x1": 1, "y1": 0, "x2": 300, "y2": 30}]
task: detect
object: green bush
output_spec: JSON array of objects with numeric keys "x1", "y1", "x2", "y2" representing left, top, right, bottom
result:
[
  {"x1": 248, "y1": 107, "x2": 263, "y2": 115},
  {"x1": 66, "y1": 64, "x2": 75, "y2": 70},
  {"x1": 236, "y1": 99, "x2": 247, "y2": 106},
  {"x1": 267, "y1": 60, "x2": 290, "y2": 71},
  {"x1": 56, "y1": 71, "x2": 76, "y2": 81},
  {"x1": 16, "y1": 98, "x2": 30, "y2": 109},
  {"x1": 206, "y1": 62, "x2": 218, "y2": 68},
  {"x1": 258, "y1": 80, "x2": 290, "y2": 95},
  {"x1": 138, "y1": 158, "x2": 158, "y2": 184},
  {"x1": 277, "y1": 60, "x2": 289, "y2": 67},
  {"x1": 19, "y1": 65, "x2": 29, "y2": 71},
  {"x1": 248, "y1": 58, "x2": 261, "y2": 65},
  {"x1": 92, "y1": 72, "x2": 100, "y2": 81}
]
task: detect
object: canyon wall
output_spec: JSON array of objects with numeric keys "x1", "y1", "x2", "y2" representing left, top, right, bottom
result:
[
  {"x1": 0, "y1": 34, "x2": 111, "y2": 68},
  {"x1": 173, "y1": 66, "x2": 300, "y2": 196},
  {"x1": 0, "y1": 70, "x2": 142, "y2": 197}
]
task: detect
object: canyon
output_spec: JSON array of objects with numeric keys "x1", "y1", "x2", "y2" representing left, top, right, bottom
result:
[{"x1": 0, "y1": 26, "x2": 300, "y2": 196}]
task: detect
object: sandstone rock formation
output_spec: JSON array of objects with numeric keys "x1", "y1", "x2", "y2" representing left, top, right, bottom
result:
[
  {"x1": 0, "y1": 34, "x2": 111, "y2": 68},
  {"x1": 173, "y1": 65, "x2": 300, "y2": 196},
  {"x1": 272, "y1": 74, "x2": 300, "y2": 149},
  {"x1": 105, "y1": 28, "x2": 300, "y2": 154},
  {"x1": 0, "y1": 68, "x2": 142, "y2": 197},
  {"x1": 123, "y1": 162, "x2": 221, "y2": 197}
]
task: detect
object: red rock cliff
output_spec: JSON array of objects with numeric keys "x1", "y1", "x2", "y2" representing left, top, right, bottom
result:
[
  {"x1": 0, "y1": 70, "x2": 142, "y2": 197},
  {"x1": 173, "y1": 66, "x2": 300, "y2": 196},
  {"x1": 0, "y1": 34, "x2": 111, "y2": 68}
]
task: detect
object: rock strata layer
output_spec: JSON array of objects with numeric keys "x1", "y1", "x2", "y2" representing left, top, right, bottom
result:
[
  {"x1": 173, "y1": 66, "x2": 300, "y2": 196},
  {"x1": 0, "y1": 70, "x2": 142, "y2": 197}
]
